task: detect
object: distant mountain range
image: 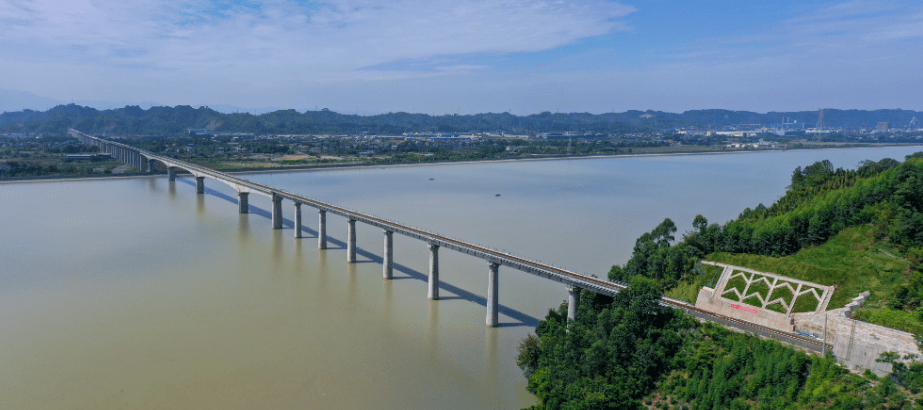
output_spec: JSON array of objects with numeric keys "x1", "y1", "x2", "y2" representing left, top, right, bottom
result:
[
  {"x1": 0, "y1": 89, "x2": 282, "y2": 116},
  {"x1": 1, "y1": 102, "x2": 920, "y2": 136}
]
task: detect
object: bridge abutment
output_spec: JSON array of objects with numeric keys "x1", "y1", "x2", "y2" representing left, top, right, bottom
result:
[
  {"x1": 272, "y1": 193, "x2": 283, "y2": 229},
  {"x1": 195, "y1": 176, "x2": 205, "y2": 194},
  {"x1": 238, "y1": 192, "x2": 249, "y2": 213},
  {"x1": 383, "y1": 230, "x2": 393, "y2": 279},
  {"x1": 318, "y1": 210, "x2": 327, "y2": 249},
  {"x1": 428, "y1": 243, "x2": 439, "y2": 300},
  {"x1": 294, "y1": 202, "x2": 302, "y2": 238},
  {"x1": 487, "y1": 262, "x2": 499, "y2": 327},
  {"x1": 347, "y1": 219, "x2": 357, "y2": 262}
]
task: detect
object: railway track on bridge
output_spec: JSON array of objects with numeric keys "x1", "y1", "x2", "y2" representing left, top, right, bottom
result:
[{"x1": 69, "y1": 129, "x2": 830, "y2": 352}]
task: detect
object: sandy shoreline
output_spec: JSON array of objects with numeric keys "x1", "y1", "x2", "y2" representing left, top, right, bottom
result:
[{"x1": 4, "y1": 144, "x2": 923, "y2": 184}]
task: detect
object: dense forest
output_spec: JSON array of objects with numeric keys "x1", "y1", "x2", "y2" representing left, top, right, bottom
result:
[
  {"x1": 2, "y1": 104, "x2": 921, "y2": 136},
  {"x1": 517, "y1": 277, "x2": 923, "y2": 409}
]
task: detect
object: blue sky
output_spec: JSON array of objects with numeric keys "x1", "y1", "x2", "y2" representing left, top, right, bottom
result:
[{"x1": 1, "y1": 0, "x2": 921, "y2": 114}]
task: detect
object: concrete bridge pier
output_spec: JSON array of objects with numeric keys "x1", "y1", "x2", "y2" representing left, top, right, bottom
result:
[
  {"x1": 383, "y1": 230, "x2": 393, "y2": 279},
  {"x1": 271, "y1": 194, "x2": 283, "y2": 229},
  {"x1": 238, "y1": 192, "x2": 249, "y2": 214},
  {"x1": 567, "y1": 285, "x2": 580, "y2": 322},
  {"x1": 318, "y1": 210, "x2": 327, "y2": 249},
  {"x1": 486, "y1": 262, "x2": 499, "y2": 327},
  {"x1": 294, "y1": 202, "x2": 302, "y2": 238},
  {"x1": 195, "y1": 176, "x2": 205, "y2": 194},
  {"x1": 347, "y1": 219, "x2": 357, "y2": 262},
  {"x1": 148, "y1": 159, "x2": 155, "y2": 173},
  {"x1": 428, "y1": 243, "x2": 439, "y2": 300},
  {"x1": 168, "y1": 166, "x2": 177, "y2": 181}
]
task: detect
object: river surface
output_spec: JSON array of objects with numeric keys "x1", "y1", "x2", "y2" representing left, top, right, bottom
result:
[{"x1": 1, "y1": 147, "x2": 921, "y2": 409}]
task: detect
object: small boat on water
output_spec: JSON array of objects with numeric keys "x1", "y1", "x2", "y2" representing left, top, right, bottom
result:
[
  {"x1": 495, "y1": 194, "x2": 501, "y2": 197},
  {"x1": 429, "y1": 178, "x2": 434, "y2": 180}
]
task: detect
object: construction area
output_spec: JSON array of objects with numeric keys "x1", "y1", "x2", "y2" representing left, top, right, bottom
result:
[{"x1": 696, "y1": 261, "x2": 921, "y2": 375}]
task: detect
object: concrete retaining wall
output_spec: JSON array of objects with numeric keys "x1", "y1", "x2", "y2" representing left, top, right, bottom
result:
[
  {"x1": 696, "y1": 287, "x2": 794, "y2": 331},
  {"x1": 794, "y1": 307, "x2": 920, "y2": 376},
  {"x1": 696, "y1": 262, "x2": 920, "y2": 376}
]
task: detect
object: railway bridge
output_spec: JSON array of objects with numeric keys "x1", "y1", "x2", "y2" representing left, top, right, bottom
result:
[{"x1": 69, "y1": 129, "x2": 829, "y2": 351}]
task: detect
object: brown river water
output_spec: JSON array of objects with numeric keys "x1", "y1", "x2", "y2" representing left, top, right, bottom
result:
[{"x1": 1, "y1": 147, "x2": 920, "y2": 409}]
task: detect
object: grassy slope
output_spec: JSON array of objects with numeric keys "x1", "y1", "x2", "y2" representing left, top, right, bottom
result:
[{"x1": 666, "y1": 225, "x2": 909, "y2": 311}]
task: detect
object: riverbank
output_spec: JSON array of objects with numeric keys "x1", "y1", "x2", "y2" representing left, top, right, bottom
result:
[{"x1": 4, "y1": 143, "x2": 923, "y2": 184}]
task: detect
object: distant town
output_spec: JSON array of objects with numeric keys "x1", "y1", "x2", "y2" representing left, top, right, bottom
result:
[{"x1": 2, "y1": 105, "x2": 922, "y2": 178}]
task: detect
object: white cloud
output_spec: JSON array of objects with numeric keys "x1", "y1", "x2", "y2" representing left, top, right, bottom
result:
[
  {"x1": 0, "y1": 0, "x2": 635, "y2": 104},
  {"x1": 5, "y1": 0, "x2": 917, "y2": 113}
]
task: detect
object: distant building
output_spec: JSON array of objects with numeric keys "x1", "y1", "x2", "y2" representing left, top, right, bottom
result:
[
  {"x1": 877, "y1": 122, "x2": 891, "y2": 131},
  {"x1": 64, "y1": 153, "x2": 113, "y2": 162},
  {"x1": 187, "y1": 128, "x2": 215, "y2": 136},
  {"x1": 429, "y1": 136, "x2": 470, "y2": 141}
]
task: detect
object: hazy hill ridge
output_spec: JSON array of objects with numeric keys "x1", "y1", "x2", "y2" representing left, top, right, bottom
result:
[{"x1": 2, "y1": 104, "x2": 921, "y2": 135}]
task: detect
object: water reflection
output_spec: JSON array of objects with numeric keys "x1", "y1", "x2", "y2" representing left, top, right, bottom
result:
[
  {"x1": 293, "y1": 236, "x2": 303, "y2": 277},
  {"x1": 318, "y1": 248, "x2": 329, "y2": 292},
  {"x1": 271, "y1": 228, "x2": 284, "y2": 276},
  {"x1": 347, "y1": 262, "x2": 358, "y2": 309},
  {"x1": 196, "y1": 191, "x2": 205, "y2": 215},
  {"x1": 238, "y1": 214, "x2": 250, "y2": 244},
  {"x1": 428, "y1": 299, "x2": 440, "y2": 359},
  {"x1": 485, "y1": 328, "x2": 500, "y2": 405},
  {"x1": 383, "y1": 278, "x2": 394, "y2": 316}
]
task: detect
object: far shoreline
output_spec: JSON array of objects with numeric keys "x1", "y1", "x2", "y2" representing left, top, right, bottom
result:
[{"x1": 4, "y1": 143, "x2": 923, "y2": 184}]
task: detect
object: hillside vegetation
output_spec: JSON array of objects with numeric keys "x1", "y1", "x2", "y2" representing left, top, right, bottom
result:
[
  {"x1": 518, "y1": 154, "x2": 923, "y2": 408},
  {"x1": 693, "y1": 225, "x2": 908, "y2": 309},
  {"x1": 609, "y1": 153, "x2": 923, "y2": 333},
  {"x1": 518, "y1": 278, "x2": 923, "y2": 409}
]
